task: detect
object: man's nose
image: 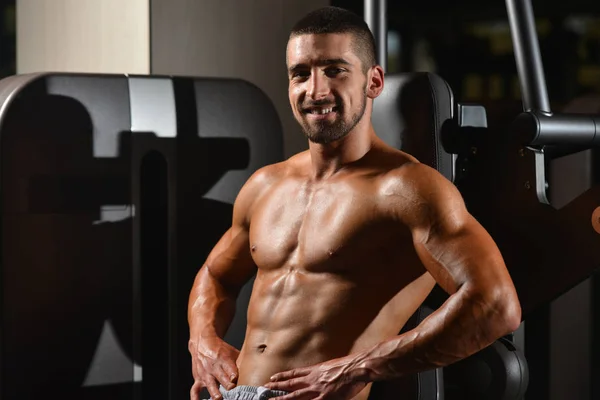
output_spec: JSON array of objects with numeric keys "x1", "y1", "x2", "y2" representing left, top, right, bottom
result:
[{"x1": 306, "y1": 73, "x2": 330, "y2": 101}]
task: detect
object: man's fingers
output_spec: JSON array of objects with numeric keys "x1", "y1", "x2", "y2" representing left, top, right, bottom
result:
[
  {"x1": 270, "y1": 368, "x2": 310, "y2": 382},
  {"x1": 271, "y1": 388, "x2": 319, "y2": 400},
  {"x1": 216, "y1": 366, "x2": 237, "y2": 390},
  {"x1": 190, "y1": 381, "x2": 203, "y2": 400},
  {"x1": 220, "y1": 362, "x2": 239, "y2": 383},
  {"x1": 265, "y1": 377, "x2": 310, "y2": 392},
  {"x1": 205, "y1": 377, "x2": 223, "y2": 400}
]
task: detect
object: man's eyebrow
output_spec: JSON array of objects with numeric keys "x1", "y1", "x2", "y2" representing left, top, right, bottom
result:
[{"x1": 288, "y1": 58, "x2": 351, "y2": 73}]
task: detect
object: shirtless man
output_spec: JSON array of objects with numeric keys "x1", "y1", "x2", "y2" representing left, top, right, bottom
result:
[{"x1": 188, "y1": 6, "x2": 521, "y2": 400}]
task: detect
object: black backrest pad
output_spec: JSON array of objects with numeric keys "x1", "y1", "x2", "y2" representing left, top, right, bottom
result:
[
  {"x1": 0, "y1": 73, "x2": 283, "y2": 399},
  {"x1": 372, "y1": 72, "x2": 455, "y2": 182}
]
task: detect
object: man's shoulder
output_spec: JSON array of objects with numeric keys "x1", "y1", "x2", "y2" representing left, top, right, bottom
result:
[
  {"x1": 385, "y1": 158, "x2": 444, "y2": 183},
  {"x1": 372, "y1": 150, "x2": 467, "y2": 230},
  {"x1": 371, "y1": 147, "x2": 456, "y2": 206},
  {"x1": 240, "y1": 151, "x2": 308, "y2": 196},
  {"x1": 248, "y1": 151, "x2": 308, "y2": 184},
  {"x1": 368, "y1": 146, "x2": 437, "y2": 185}
]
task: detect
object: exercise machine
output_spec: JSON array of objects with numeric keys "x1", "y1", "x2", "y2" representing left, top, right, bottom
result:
[
  {"x1": 0, "y1": 73, "x2": 283, "y2": 399},
  {"x1": 367, "y1": 0, "x2": 600, "y2": 398}
]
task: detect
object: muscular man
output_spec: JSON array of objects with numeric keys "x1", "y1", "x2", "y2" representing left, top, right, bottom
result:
[{"x1": 188, "y1": 6, "x2": 521, "y2": 400}]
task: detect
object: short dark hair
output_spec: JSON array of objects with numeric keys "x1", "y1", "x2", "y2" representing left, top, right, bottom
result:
[{"x1": 289, "y1": 6, "x2": 377, "y2": 73}]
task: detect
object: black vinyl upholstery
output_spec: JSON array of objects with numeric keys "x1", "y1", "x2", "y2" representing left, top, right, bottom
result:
[
  {"x1": 0, "y1": 73, "x2": 284, "y2": 400},
  {"x1": 372, "y1": 72, "x2": 455, "y2": 183}
]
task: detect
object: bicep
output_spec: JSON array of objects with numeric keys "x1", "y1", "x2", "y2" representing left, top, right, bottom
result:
[
  {"x1": 196, "y1": 167, "x2": 273, "y2": 292},
  {"x1": 402, "y1": 166, "x2": 512, "y2": 297},
  {"x1": 202, "y1": 224, "x2": 257, "y2": 293},
  {"x1": 412, "y1": 213, "x2": 509, "y2": 297}
]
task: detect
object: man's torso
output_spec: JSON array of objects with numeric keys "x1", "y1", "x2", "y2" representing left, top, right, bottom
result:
[{"x1": 235, "y1": 148, "x2": 436, "y2": 399}]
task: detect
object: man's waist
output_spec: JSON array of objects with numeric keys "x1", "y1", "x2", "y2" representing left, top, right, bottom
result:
[{"x1": 236, "y1": 348, "x2": 339, "y2": 387}]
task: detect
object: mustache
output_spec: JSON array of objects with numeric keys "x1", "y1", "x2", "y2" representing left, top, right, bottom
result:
[{"x1": 300, "y1": 100, "x2": 341, "y2": 111}]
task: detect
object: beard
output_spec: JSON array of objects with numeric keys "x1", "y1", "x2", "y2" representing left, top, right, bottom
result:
[{"x1": 299, "y1": 89, "x2": 368, "y2": 145}]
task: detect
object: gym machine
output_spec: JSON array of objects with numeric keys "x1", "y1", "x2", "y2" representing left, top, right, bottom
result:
[
  {"x1": 0, "y1": 74, "x2": 283, "y2": 399},
  {"x1": 366, "y1": 0, "x2": 600, "y2": 398}
]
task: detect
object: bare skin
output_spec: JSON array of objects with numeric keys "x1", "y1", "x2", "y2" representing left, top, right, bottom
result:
[{"x1": 188, "y1": 32, "x2": 521, "y2": 400}]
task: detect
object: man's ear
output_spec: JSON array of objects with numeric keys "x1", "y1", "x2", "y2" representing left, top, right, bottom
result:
[{"x1": 366, "y1": 65, "x2": 385, "y2": 99}]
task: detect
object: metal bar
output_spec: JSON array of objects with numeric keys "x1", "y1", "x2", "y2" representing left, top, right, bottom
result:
[
  {"x1": 364, "y1": 0, "x2": 387, "y2": 72},
  {"x1": 505, "y1": 0, "x2": 551, "y2": 113},
  {"x1": 514, "y1": 111, "x2": 599, "y2": 146}
]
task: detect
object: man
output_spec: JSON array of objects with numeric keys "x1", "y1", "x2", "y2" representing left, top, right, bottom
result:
[{"x1": 188, "y1": 6, "x2": 521, "y2": 400}]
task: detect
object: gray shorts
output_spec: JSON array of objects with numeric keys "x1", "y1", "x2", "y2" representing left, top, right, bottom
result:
[{"x1": 204, "y1": 385, "x2": 288, "y2": 400}]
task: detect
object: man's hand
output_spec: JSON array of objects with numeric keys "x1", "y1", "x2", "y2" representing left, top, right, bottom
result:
[
  {"x1": 189, "y1": 336, "x2": 240, "y2": 400},
  {"x1": 264, "y1": 356, "x2": 368, "y2": 400}
]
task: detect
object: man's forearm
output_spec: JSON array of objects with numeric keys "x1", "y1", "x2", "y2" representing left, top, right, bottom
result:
[
  {"x1": 188, "y1": 266, "x2": 239, "y2": 342},
  {"x1": 353, "y1": 286, "x2": 521, "y2": 382}
]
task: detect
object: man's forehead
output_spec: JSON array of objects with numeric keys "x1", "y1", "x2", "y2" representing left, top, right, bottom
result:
[{"x1": 286, "y1": 33, "x2": 357, "y2": 65}]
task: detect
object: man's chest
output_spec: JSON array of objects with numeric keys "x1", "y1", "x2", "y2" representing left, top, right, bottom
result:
[{"x1": 247, "y1": 181, "x2": 402, "y2": 273}]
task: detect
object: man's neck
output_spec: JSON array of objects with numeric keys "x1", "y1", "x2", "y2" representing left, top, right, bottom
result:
[{"x1": 308, "y1": 124, "x2": 377, "y2": 181}]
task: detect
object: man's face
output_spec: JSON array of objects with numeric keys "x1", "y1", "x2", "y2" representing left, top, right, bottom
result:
[{"x1": 286, "y1": 33, "x2": 371, "y2": 144}]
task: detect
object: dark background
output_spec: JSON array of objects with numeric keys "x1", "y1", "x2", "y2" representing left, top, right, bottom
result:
[
  {"x1": 1, "y1": 1, "x2": 599, "y2": 399},
  {"x1": 0, "y1": 1, "x2": 15, "y2": 79},
  {"x1": 333, "y1": 0, "x2": 600, "y2": 130}
]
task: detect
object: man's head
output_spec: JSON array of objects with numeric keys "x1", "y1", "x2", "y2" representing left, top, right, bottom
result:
[{"x1": 286, "y1": 7, "x2": 384, "y2": 145}]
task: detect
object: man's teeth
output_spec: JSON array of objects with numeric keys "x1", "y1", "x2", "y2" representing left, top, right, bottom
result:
[{"x1": 313, "y1": 108, "x2": 334, "y2": 114}]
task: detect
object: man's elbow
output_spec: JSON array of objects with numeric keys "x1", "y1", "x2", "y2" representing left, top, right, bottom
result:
[
  {"x1": 466, "y1": 283, "x2": 522, "y2": 338},
  {"x1": 492, "y1": 287, "x2": 522, "y2": 335}
]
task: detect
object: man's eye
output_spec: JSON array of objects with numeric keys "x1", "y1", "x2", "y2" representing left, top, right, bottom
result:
[
  {"x1": 292, "y1": 72, "x2": 309, "y2": 79},
  {"x1": 325, "y1": 68, "x2": 344, "y2": 77}
]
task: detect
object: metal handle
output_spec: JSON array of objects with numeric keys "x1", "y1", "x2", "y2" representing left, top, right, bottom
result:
[
  {"x1": 364, "y1": 0, "x2": 387, "y2": 72},
  {"x1": 505, "y1": 0, "x2": 551, "y2": 113}
]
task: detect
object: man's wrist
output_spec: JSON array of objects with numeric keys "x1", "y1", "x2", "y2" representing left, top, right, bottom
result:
[
  {"x1": 189, "y1": 329, "x2": 220, "y2": 350},
  {"x1": 348, "y1": 339, "x2": 412, "y2": 383},
  {"x1": 346, "y1": 351, "x2": 378, "y2": 383}
]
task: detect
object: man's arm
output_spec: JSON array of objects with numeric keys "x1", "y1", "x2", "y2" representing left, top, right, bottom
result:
[
  {"x1": 188, "y1": 223, "x2": 255, "y2": 344},
  {"x1": 188, "y1": 166, "x2": 275, "y2": 400},
  {"x1": 354, "y1": 162, "x2": 521, "y2": 380}
]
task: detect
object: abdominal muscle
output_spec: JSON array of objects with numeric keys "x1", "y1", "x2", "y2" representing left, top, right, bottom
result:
[{"x1": 234, "y1": 269, "x2": 435, "y2": 399}]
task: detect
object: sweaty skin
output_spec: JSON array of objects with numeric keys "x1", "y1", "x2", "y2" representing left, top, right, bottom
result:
[{"x1": 188, "y1": 32, "x2": 521, "y2": 400}]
